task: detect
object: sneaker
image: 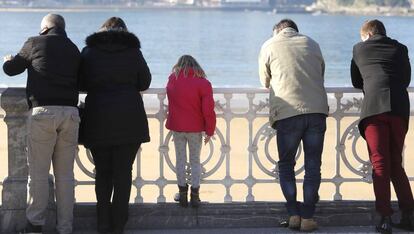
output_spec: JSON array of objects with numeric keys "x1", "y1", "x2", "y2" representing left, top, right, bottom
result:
[
  {"x1": 300, "y1": 218, "x2": 318, "y2": 232},
  {"x1": 19, "y1": 222, "x2": 42, "y2": 234},
  {"x1": 376, "y1": 216, "x2": 392, "y2": 234},
  {"x1": 288, "y1": 215, "x2": 301, "y2": 230}
]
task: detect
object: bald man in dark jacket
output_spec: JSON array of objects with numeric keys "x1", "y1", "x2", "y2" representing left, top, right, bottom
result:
[{"x1": 3, "y1": 14, "x2": 80, "y2": 234}]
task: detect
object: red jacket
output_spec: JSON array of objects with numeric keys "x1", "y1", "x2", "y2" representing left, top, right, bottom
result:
[{"x1": 166, "y1": 69, "x2": 216, "y2": 136}]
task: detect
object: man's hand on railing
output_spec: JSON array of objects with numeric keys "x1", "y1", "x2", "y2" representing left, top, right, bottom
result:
[{"x1": 3, "y1": 55, "x2": 14, "y2": 62}]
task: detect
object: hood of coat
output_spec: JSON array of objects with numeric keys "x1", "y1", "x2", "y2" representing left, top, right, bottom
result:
[{"x1": 85, "y1": 30, "x2": 141, "y2": 52}]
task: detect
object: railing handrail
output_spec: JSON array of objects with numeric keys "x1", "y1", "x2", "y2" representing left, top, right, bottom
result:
[
  {"x1": 1, "y1": 86, "x2": 414, "y2": 94},
  {"x1": 1, "y1": 86, "x2": 414, "y2": 232},
  {"x1": 141, "y1": 86, "x2": 414, "y2": 94}
]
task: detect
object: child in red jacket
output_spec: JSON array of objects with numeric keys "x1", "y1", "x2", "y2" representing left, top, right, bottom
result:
[{"x1": 166, "y1": 55, "x2": 216, "y2": 208}]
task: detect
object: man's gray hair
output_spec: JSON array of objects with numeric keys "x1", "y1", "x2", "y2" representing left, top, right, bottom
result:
[{"x1": 40, "y1": 13, "x2": 65, "y2": 31}]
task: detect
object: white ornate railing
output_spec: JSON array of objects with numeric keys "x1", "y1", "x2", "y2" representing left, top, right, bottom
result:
[
  {"x1": 1, "y1": 87, "x2": 414, "y2": 230},
  {"x1": 72, "y1": 87, "x2": 413, "y2": 202}
]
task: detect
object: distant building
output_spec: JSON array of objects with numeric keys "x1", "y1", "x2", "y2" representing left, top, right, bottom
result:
[
  {"x1": 169, "y1": 0, "x2": 194, "y2": 4},
  {"x1": 0, "y1": 0, "x2": 317, "y2": 8}
]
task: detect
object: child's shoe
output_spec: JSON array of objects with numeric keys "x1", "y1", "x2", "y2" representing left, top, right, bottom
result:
[
  {"x1": 174, "y1": 184, "x2": 188, "y2": 207},
  {"x1": 190, "y1": 186, "x2": 201, "y2": 208}
]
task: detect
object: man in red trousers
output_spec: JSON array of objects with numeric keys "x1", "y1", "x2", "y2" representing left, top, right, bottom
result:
[{"x1": 351, "y1": 19, "x2": 414, "y2": 234}]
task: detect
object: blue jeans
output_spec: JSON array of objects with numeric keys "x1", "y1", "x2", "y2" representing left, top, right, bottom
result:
[{"x1": 274, "y1": 113, "x2": 326, "y2": 219}]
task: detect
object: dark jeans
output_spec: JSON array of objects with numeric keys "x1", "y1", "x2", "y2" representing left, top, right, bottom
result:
[
  {"x1": 90, "y1": 143, "x2": 140, "y2": 231},
  {"x1": 363, "y1": 113, "x2": 414, "y2": 216},
  {"x1": 275, "y1": 113, "x2": 326, "y2": 219}
]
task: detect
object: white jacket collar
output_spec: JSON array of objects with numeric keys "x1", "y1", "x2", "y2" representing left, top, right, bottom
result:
[{"x1": 274, "y1": 27, "x2": 298, "y2": 38}]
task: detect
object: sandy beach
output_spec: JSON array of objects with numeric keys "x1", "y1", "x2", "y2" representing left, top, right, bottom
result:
[{"x1": 1, "y1": 115, "x2": 413, "y2": 204}]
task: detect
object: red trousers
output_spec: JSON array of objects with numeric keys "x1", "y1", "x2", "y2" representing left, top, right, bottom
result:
[{"x1": 363, "y1": 113, "x2": 414, "y2": 216}]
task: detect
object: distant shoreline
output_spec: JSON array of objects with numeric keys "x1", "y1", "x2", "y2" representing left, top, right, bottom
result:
[
  {"x1": 308, "y1": 4, "x2": 414, "y2": 17},
  {"x1": 0, "y1": 5, "x2": 308, "y2": 13},
  {"x1": 1, "y1": 5, "x2": 414, "y2": 16},
  {"x1": 0, "y1": 5, "x2": 301, "y2": 12}
]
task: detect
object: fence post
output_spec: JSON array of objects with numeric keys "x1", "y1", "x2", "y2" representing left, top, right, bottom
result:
[{"x1": 0, "y1": 88, "x2": 29, "y2": 232}]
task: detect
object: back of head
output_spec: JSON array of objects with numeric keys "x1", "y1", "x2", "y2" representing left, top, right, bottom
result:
[
  {"x1": 172, "y1": 55, "x2": 206, "y2": 79},
  {"x1": 273, "y1": 19, "x2": 299, "y2": 34},
  {"x1": 360, "y1": 19, "x2": 387, "y2": 38},
  {"x1": 99, "y1": 17, "x2": 128, "y2": 32},
  {"x1": 40, "y1": 13, "x2": 65, "y2": 32}
]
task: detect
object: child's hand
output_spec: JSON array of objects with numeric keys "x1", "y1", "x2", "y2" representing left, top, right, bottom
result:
[{"x1": 204, "y1": 135, "x2": 211, "y2": 145}]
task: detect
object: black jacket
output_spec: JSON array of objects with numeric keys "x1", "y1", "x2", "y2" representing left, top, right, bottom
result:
[
  {"x1": 79, "y1": 30, "x2": 151, "y2": 148},
  {"x1": 3, "y1": 28, "x2": 81, "y2": 108},
  {"x1": 351, "y1": 35, "x2": 411, "y2": 137}
]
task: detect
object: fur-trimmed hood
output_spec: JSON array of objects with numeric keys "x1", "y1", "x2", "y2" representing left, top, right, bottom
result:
[{"x1": 85, "y1": 30, "x2": 141, "y2": 51}]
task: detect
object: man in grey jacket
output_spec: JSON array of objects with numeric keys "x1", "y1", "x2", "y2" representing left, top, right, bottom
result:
[{"x1": 258, "y1": 19, "x2": 328, "y2": 232}]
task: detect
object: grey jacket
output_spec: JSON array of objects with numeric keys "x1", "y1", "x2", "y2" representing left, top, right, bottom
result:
[{"x1": 258, "y1": 27, "x2": 329, "y2": 126}]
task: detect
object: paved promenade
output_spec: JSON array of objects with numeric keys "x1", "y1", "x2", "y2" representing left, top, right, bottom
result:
[{"x1": 71, "y1": 226, "x2": 412, "y2": 234}]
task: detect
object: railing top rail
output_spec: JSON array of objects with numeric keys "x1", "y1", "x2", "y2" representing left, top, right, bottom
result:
[
  {"x1": 1, "y1": 87, "x2": 414, "y2": 95},
  {"x1": 142, "y1": 86, "x2": 414, "y2": 94},
  {"x1": 143, "y1": 87, "x2": 364, "y2": 94}
]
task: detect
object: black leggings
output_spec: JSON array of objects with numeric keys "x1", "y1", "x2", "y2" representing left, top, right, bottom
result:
[{"x1": 91, "y1": 143, "x2": 140, "y2": 230}]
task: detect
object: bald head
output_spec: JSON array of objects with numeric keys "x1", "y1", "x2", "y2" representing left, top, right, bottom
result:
[{"x1": 40, "y1": 14, "x2": 65, "y2": 33}]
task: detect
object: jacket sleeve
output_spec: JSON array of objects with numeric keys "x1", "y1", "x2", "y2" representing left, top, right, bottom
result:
[
  {"x1": 319, "y1": 46, "x2": 325, "y2": 78},
  {"x1": 201, "y1": 81, "x2": 216, "y2": 136},
  {"x1": 136, "y1": 50, "x2": 151, "y2": 91},
  {"x1": 3, "y1": 39, "x2": 32, "y2": 76},
  {"x1": 351, "y1": 58, "x2": 363, "y2": 89},
  {"x1": 258, "y1": 46, "x2": 271, "y2": 88},
  {"x1": 401, "y1": 45, "x2": 411, "y2": 88}
]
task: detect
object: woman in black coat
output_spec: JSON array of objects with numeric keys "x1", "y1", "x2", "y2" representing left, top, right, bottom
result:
[{"x1": 79, "y1": 17, "x2": 151, "y2": 234}]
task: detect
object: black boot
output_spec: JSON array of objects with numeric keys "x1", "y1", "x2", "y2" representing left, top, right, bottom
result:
[
  {"x1": 376, "y1": 216, "x2": 392, "y2": 234},
  {"x1": 393, "y1": 211, "x2": 414, "y2": 231},
  {"x1": 176, "y1": 184, "x2": 188, "y2": 207},
  {"x1": 190, "y1": 186, "x2": 201, "y2": 208}
]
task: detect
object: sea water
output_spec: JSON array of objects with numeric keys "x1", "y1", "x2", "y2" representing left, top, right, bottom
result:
[{"x1": 0, "y1": 10, "x2": 413, "y2": 88}]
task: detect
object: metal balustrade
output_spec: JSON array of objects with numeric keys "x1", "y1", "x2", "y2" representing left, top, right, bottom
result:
[
  {"x1": 72, "y1": 87, "x2": 413, "y2": 202},
  {"x1": 1, "y1": 87, "x2": 413, "y2": 231}
]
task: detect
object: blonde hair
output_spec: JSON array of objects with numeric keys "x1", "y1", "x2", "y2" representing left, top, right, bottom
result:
[{"x1": 172, "y1": 55, "x2": 207, "y2": 79}]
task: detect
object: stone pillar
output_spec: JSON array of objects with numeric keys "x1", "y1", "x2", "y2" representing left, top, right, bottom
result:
[{"x1": 1, "y1": 88, "x2": 29, "y2": 232}]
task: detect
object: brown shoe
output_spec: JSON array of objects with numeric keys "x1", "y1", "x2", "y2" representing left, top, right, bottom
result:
[
  {"x1": 288, "y1": 215, "x2": 301, "y2": 230},
  {"x1": 300, "y1": 218, "x2": 318, "y2": 232}
]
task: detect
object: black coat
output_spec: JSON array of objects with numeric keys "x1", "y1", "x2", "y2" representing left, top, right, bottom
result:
[
  {"x1": 351, "y1": 35, "x2": 411, "y2": 137},
  {"x1": 3, "y1": 28, "x2": 80, "y2": 108},
  {"x1": 79, "y1": 30, "x2": 151, "y2": 148}
]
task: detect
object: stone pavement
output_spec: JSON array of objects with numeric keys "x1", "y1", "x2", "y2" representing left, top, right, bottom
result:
[{"x1": 71, "y1": 226, "x2": 413, "y2": 234}]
